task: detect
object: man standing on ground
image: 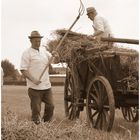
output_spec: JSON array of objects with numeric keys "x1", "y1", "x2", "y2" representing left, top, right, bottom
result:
[
  {"x1": 20, "y1": 31, "x2": 55, "y2": 124},
  {"x1": 86, "y1": 7, "x2": 113, "y2": 42}
]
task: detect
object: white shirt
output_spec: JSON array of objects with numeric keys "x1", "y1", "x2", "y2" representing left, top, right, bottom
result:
[
  {"x1": 20, "y1": 47, "x2": 52, "y2": 90},
  {"x1": 93, "y1": 15, "x2": 113, "y2": 40}
]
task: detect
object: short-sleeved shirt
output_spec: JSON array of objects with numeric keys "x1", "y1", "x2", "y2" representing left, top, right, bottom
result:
[
  {"x1": 93, "y1": 15, "x2": 113, "y2": 40},
  {"x1": 20, "y1": 47, "x2": 52, "y2": 90}
]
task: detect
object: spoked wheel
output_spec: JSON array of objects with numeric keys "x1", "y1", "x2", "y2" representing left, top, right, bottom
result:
[
  {"x1": 121, "y1": 107, "x2": 138, "y2": 122},
  {"x1": 64, "y1": 69, "x2": 80, "y2": 120},
  {"x1": 86, "y1": 76, "x2": 115, "y2": 132}
]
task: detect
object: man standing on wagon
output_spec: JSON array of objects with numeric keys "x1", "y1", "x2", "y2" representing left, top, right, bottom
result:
[
  {"x1": 20, "y1": 31, "x2": 56, "y2": 124},
  {"x1": 86, "y1": 6, "x2": 113, "y2": 43}
]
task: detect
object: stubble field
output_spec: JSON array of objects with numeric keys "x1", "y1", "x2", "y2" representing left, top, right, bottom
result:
[{"x1": 1, "y1": 85, "x2": 138, "y2": 140}]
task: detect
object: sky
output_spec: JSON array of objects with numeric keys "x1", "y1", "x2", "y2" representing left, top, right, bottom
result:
[{"x1": 1, "y1": 0, "x2": 139, "y2": 70}]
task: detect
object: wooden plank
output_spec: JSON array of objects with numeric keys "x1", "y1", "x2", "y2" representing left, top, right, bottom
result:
[
  {"x1": 85, "y1": 45, "x2": 110, "y2": 55},
  {"x1": 101, "y1": 37, "x2": 139, "y2": 45},
  {"x1": 85, "y1": 48, "x2": 138, "y2": 57},
  {"x1": 98, "y1": 51, "x2": 139, "y2": 57}
]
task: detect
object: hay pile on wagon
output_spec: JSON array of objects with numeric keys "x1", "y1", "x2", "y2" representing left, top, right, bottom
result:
[
  {"x1": 47, "y1": 29, "x2": 138, "y2": 74},
  {"x1": 48, "y1": 29, "x2": 99, "y2": 61}
]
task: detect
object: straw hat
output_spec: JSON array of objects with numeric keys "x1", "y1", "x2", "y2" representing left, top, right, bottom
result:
[
  {"x1": 28, "y1": 31, "x2": 43, "y2": 39},
  {"x1": 86, "y1": 7, "x2": 96, "y2": 14}
]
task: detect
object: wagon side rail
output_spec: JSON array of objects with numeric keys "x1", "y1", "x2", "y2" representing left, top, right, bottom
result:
[
  {"x1": 95, "y1": 50, "x2": 139, "y2": 57},
  {"x1": 85, "y1": 46, "x2": 139, "y2": 57}
]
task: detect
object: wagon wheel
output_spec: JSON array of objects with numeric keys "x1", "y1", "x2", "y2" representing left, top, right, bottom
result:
[
  {"x1": 86, "y1": 76, "x2": 115, "y2": 132},
  {"x1": 121, "y1": 107, "x2": 138, "y2": 122},
  {"x1": 64, "y1": 69, "x2": 80, "y2": 120}
]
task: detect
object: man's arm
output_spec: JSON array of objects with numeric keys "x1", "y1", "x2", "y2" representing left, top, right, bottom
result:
[
  {"x1": 89, "y1": 30, "x2": 104, "y2": 40},
  {"x1": 21, "y1": 70, "x2": 41, "y2": 85}
]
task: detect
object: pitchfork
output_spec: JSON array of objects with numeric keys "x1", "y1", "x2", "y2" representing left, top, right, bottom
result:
[{"x1": 38, "y1": 0, "x2": 85, "y2": 81}]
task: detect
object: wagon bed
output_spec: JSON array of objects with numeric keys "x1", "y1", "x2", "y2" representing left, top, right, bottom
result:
[{"x1": 64, "y1": 38, "x2": 139, "y2": 131}]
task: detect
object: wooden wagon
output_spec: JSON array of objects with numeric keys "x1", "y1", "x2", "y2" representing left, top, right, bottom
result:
[{"x1": 64, "y1": 37, "x2": 139, "y2": 132}]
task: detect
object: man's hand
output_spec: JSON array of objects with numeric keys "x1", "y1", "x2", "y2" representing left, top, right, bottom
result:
[
  {"x1": 88, "y1": 35, "x2": 95, "y2": 40},
  {"x1": 21, "y1": 70, "x2": 41, "y2": 85},
  {"x1": 32, "y1": 78, "x2": 41, "y2": 85},
  {"x1": 52, "y1": 51, "x2": 59, "y2": 58}
]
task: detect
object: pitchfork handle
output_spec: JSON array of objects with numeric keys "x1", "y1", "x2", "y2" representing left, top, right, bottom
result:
[{"x1": 38, "y1": 14, "x2": 81, "y2": 81}]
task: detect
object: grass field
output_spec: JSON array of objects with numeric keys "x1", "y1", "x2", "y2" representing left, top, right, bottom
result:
[{"x1": 1, "y1": 85, "x2": 139, "y2": 140}]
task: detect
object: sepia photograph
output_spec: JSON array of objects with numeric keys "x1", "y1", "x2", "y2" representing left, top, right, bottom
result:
[{"x1": 1, "y1": 0, "x2": 139, "y2": 139}]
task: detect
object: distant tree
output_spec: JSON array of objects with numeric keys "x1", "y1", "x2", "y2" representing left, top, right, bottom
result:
[{"x1": 1, "y1": 59, "x2": 15, "y2": 77}]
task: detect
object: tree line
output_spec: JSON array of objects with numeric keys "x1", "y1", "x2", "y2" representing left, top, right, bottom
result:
[{"x1": 1, "y1": 59, "x2": 58, "y2": 79}]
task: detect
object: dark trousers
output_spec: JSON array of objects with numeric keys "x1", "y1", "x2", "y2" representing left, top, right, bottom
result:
[{"x1": 28, "y1": 88, "x2": 54, "y2": 123}]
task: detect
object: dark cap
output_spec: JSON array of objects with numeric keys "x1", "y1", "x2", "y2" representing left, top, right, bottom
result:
[{"x1": 86, "y1": 7, "x2": 96, "y2": 14}]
